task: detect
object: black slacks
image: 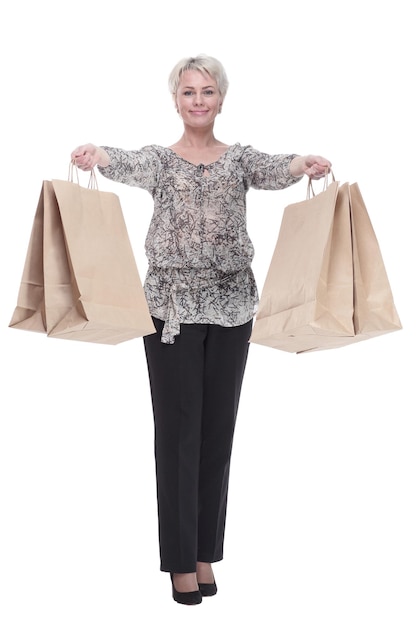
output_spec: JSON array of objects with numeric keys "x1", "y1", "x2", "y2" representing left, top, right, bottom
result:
[{"x1": 143, "y1": 317, "x2": 252, "y2": 573}]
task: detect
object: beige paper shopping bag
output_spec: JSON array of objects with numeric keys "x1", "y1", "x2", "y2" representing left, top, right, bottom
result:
[
  {"x1": 250, "y1": 179, "x2": 354, "y2": 352},
  {"x1": 349, "y1": 183, "x2": 402, "y2": 340},
  {"x1": 250, "y1": 178, "x2": 401, "y2": 353},
  {"x1": 298, "y1": 182, "x2": 402, "y2": 353},
  {"x1": 9, "y1": 174, "x2": 156, "y2": 344}
]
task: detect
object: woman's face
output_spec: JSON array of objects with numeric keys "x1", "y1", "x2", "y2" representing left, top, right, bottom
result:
[{"x1": 174, "y1": 69, "x2": 223, "y2": 128}]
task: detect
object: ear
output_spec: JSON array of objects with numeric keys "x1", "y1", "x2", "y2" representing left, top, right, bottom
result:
[{"x1": 172, "y1": 93, "x2": 179, "y2": 113}]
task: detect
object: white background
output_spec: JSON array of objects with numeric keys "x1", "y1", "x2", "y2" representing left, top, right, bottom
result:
[{"x1": 1, "y1": 1, "x2": 416, "y2": 624}]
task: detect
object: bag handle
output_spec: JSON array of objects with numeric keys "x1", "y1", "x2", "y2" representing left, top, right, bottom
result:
[
  {"x1": 306, "y1": 168, "x2": 335, "y2": 199},
  {"x1": 68, "y1": 161, "x2": 98, "y2": 190}
]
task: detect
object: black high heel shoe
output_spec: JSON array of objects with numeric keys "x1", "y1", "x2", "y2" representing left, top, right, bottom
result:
[
  {"x1": 198, "y1": 580, "x2": 217, "y2": 597},
  {"x1": 170, "y1": 574, "x2": 202, "y2": 605}
]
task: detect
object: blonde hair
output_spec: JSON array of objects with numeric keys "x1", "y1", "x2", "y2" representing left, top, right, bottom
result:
[{"x1": 168, "y1": 54, "x2": 229, "y2": 98}]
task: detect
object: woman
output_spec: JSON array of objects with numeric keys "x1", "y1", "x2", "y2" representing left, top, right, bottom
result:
[{"x1": 71, "y1": 54, "x2": 331, "y2": 605}]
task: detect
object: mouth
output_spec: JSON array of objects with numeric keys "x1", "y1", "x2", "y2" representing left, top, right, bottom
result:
[{"x1": 190, "y1": 110, "x2": 209, "y2": 115}]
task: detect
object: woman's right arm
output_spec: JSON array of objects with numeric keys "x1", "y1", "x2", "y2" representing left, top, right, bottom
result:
[{"x1": 71, "y1": 143, "x2": 110, "y2": 171}]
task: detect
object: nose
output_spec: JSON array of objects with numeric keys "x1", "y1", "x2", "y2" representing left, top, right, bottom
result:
[{"x1": 193, "y1": 92, "x2": 203, "y2": 106}]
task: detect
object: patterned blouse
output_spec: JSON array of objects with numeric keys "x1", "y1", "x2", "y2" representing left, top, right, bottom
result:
[{"x1": 98, "y1": 143, "x2": 301, "y2": 343}]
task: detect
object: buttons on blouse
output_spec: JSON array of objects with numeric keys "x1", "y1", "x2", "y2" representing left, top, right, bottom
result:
[{"x1": 197, "y1": 163, "x2": 210, "y2": 177}]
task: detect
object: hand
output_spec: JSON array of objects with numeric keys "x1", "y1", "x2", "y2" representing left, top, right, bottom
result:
[
  {"x1": 290, "y1": 155, "x2": 332, "y2": 179},
  {"x1": 71, "y1": 143, "x2": 110, "y2": 170}
]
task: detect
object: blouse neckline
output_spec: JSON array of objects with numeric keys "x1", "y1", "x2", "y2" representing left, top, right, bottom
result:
[{"x1": 162, "y1": 143, "x2": 237, "y2": 168}]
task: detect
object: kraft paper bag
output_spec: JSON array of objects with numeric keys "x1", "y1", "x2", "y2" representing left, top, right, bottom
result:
[
  {"x1": 347, "y1": 182, "x2": 402, "y2": 341},
  {"x1": 9, "y1": 175, "x2": 156, "y2": 344},
  {"x1": 250, "y1": 178, "x2": 401, "y2": 353}
]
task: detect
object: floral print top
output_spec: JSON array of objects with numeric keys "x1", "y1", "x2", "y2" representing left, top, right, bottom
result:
[{"x1": 98, "y1": 143, "x2": 301, "y2": 343}]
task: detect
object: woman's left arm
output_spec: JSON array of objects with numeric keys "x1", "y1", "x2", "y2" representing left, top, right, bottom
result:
[{"x1": 289, "y1": 155, "x2": 332, "y2": 180}]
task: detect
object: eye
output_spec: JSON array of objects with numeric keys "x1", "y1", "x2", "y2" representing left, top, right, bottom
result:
[
  {"x1": 183, "y1": 90, "x2": 193, "y2": 96},
  {"x1": 203, "y1": 90, "x2": 214, "y2": 96}
]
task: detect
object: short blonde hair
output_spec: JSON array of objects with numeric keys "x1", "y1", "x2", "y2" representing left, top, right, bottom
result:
[{"x1": 168, "y1": 54, "x2": 229, "y2": 98}]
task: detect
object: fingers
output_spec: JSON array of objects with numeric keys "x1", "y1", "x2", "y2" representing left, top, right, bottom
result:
[
  {"x1": 71, "y1": 144, "x2": 97, "y2": 171},
  {"x1": 308, "y1": 164, "x2": 330, "y2": 179},
  {"x1": 70, "y1": 144, "x2": 90, "y2": 160},
  {"x1": 305, "y1": 156, "x2": 332, "y2": 179},
  {"x1": 73, "y1": 154, "x2": 95, "y2": 171}
]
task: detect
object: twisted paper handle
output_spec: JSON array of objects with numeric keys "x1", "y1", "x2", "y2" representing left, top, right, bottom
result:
[
  {"x1": 306, "y1": 168, "x2": 335, "y2": 199},
  {"x1": 68, "y1": 161, "x2": 98, "y2": 189}
]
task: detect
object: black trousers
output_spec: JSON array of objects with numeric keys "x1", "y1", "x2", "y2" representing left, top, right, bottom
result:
[{"x1": 143, "y1": 317, "x2": 252, "y2": 573}]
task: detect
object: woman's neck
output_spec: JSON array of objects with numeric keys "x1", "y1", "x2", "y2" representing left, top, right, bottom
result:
[
  {"x1": 168, "y1": 125, "x2": 229, "y2": 165},
  {"x1": 172, "y1": 126, "x2": 223, "y2": 150}
]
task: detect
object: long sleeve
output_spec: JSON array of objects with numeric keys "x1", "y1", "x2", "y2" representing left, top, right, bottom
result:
[
  {"x1": 239, "y1": 146, "x2": 302, "y2": 190},
  {"x1": 97, "y1": 145, "x2": 162, "y2": 194}
]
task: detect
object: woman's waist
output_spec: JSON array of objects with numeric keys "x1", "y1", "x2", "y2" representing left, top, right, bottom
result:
[{"x1": 146, "y1": 264, "x2": 254, "y2": 290}]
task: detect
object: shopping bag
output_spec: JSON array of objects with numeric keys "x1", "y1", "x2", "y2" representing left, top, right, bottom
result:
[
  {"x1": 250, "y1": 177, "x2": 402, "y2": 353},
  {"x1": 348, "y1": 182, "x2": 402, "y2": 343},
  {"x1": 9, "y1": 170, "x2": 156, "y2": 344}
]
